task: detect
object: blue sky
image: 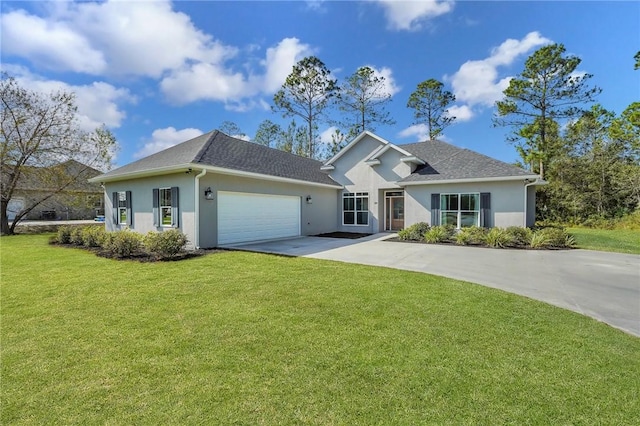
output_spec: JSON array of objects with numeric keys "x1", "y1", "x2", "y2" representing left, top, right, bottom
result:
[{"x1": 2, "y1": 1, "x2": 638, "y2": 168}]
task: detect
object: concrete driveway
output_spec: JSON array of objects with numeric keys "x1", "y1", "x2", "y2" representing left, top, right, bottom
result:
[{"x1": 227, "y1": 234, "x2": 640, "y2": 337}]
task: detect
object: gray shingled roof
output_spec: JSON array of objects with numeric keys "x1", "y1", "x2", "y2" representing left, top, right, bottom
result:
[
  {"x1": 397, "y1": 140, "x2": 537, "y2": 182},
  {"x1": 94, "y1": 130, "x2": 339, "y2": 186}
]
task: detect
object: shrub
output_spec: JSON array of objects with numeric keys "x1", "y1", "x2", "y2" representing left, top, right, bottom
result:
[
  {"x1": 424, "y1": 226, "x2": 453, "y2": 243},
  {"x1": 69, "y1": 226, "x2": 85, "y2": 245},
  {"x1": 104, "y1": 229, "x2": 142, "y2": 258},
  {"x1": 397, "y1": 222, "x2": 430, "y2": 241},
  {"x1": 56, "y1": 226, "x2": 73, "y2": 244},
  {"x1": 538, "y1": 227, "x2": 575, "y2": 248},
  {"x1": 455, "y1": 226, "x2": 487, "y2": 245},
  {"x1": 144, "y1": 229, "x2": 188, "y2": 259},
  {"x1": 529, "y1": 231, "x2": 552, "y2": 249},
  {"x1": 82, "y1": 226, "x2": 106, "y2": 248},
  {"x1": 505, "y1": 226, "x2": 533, "y2": 247},
  {"x1": 485, "y1": 228, "x2": 513, "y2": 248}
]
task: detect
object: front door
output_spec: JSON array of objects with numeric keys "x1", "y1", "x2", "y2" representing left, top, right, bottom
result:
[{"x1": 385, "y1": 191, "x2": 404, "y2": 231}]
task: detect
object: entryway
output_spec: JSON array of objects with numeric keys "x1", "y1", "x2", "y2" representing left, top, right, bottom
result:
[{"x1": 384, "y1": 191, "x2": 404, "y2": 231}]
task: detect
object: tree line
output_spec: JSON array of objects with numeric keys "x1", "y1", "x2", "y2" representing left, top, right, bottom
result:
[{"x1": 226, "y1": 57, "x2": 457, "y2": 159}]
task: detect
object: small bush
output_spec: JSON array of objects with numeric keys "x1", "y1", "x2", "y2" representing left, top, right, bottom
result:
[
  {"x1": 82, "y1": 226, "x2": 106, "y2": 248},
  {"x1": 144, "y1": 229, "x2": 188, "y2": 259},
  {"x1": 104, "y1": 229, "x2": 142, "y2": 258},
  {"x1": 536, "y1": 227, "x2": 575, "y2": 248},
  {"x1": 455, "y1": 226, "x2": 487, "y2": 245},
  {"x1": 69, "y1": 226, "x2": 85, "y2": 245},
  {"x1": 529, "y1": 231, "x2": 552, "y2": 249},
  {"x1": 56, "y1": 226, "x2": 73, "y2": 244},
  {"x1": 485, "y1": 228, "x2": 513, "y2": 248},
  {"x1": 505, "y1": 226, "x2": 533, "y2": 247},
  {"x1": 424, "y1": 226, "x2": 453, "y2": 243},
  {"x1": 397, "y1": 222, "x2": 430, "y2": 241}
]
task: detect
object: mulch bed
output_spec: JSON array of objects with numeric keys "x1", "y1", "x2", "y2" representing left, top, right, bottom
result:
[
  {"x1": 384, "y1": 237, "x2": 570, "y2": 250},
  {"x1": 314, "y1": 232, "x2": 373, "y2": 239},
  {"x1": 51, "y1": 242, "x2": 223, "y2": 262}
]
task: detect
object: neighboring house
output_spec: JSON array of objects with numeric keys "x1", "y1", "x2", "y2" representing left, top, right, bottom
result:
[
  {"x1": 8, "y1": 160, "x2": 104, "y2": 221},
  {"x1": 89, "y1": 130, "x2": 544, "y2": 249}
]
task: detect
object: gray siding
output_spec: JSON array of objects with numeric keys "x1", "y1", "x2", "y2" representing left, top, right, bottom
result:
[
  {"x1": 197, "y1": 174, "x2": 338, "y2": 248},
  {"x1": 405, "y1": 180, "x2": 529, "y2": 228},
  {"x1": 105, "y1": 173, "x2": 196, "y2": 248}
]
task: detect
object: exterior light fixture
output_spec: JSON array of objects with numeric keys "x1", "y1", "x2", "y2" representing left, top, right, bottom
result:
[
  {"x1": 204, "y1": 187, "x2": 214, "y2": 200},
  {"x1": 306, "y1": 195, "x2": 313, "y2": 204}
]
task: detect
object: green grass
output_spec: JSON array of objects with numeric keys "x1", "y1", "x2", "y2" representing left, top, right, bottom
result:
[
  {"x1": 2, "y1": 235, "x2": 639, "y2": 425},
  {"x1": 568, "y1": 227, "x2": 640, "y2": 254}
]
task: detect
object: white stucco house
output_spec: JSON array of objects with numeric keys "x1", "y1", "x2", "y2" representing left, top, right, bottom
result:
[{"x1": 89, "y1": 130, "x2": 544, "y2": 249}]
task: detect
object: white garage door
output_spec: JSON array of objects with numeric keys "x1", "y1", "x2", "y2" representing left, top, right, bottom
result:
[{"x1": 218, "y1": 191, "x2": 301, "y2": 245}]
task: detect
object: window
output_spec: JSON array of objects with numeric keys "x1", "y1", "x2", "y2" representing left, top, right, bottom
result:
[
  {"x1": 440, "y1": 193, "x2": 479, "y2": 228},
  {"x1": 343, "y1": 192, "x2": 368, "y2": 225},
  {"x1": 159, "y1": 188, "x2": 172, "y2": 226},
  {"x1": 153, "y1": 187, "x2": 179, "y2": 227},
  {"x1": 112, "y1": 191, "x2": 131, "y2": 226}
]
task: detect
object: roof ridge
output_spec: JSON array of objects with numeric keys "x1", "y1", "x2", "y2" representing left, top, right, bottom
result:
[{"x1": 192, "y1": 130, "x2": 218, "y2": 163}]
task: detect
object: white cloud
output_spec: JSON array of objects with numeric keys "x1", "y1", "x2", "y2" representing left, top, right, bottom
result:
[
  {"x1": 398, "y1": 124, "x2": 430, "y2": 141},
  {"x1": 445, "y1": 104, "x2": 474, "y2": 122},
  {"x1": 160, "y1": 62, "x2": 249, "y2": 105},
  {"x1": 8, "y1": 65, "x2": 133, "y2": 131},
  {"x1": 366, "y1": 65, "x2": 401, "y2": 97},
  {"x1": 447, "y1": 31, "x2": 551, "y2": 107},
  {"x1": 261, "y1": 38, "x2": 313, "y2": 93},
  {"x1": 374, "y1": 0, "x2": 454, "y2": 31},
  {"x1": 2, "y1": 3, "x2": 318, "y2": 110},
  {"x1": 135, "y1": 127, "x2": 204, "y2": 159},
  {"x1": 1, "y1": 1, "x2": 235, "y2": 78},
  {"x1": 1, "y1": 9, "x2": 106, "y2": 74}
]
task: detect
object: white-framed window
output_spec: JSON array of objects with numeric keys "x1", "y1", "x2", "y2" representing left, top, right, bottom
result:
[
  {"x1": 441, "y1": 193, "x2": 479, "y2": 228},
  {"x1": 159, "y1": 187, "x2": 172, "y2": 226},
  {"x1": 117, "y1": 191, "x2": 128, "y2": 225},
  {"x1": 343, "y1": 192, "x2": 369, "y2": 226},
  {"x1": 153, "y1": 187, "x2": 179, "y2": 228}
]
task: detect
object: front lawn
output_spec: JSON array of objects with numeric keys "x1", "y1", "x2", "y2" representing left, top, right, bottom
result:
[
  {"x1": 2, "y1": 235, "x2": 639, "y2": 424},
  {"x1": 568, "y1": 227, "x2": 640, "y2": 254}
]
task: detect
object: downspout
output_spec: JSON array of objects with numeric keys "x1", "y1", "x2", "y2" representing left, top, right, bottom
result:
[
  {"x1": 524, "y1": 179, "x2": 538, "y2": 227},
  {"x1": 194, "y1": 169, "x2": 207, "y2": 249}
]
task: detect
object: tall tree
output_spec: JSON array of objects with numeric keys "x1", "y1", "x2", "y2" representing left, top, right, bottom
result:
[
  {"x1": 273, "y1": 56, "x2": 338, "y2": 158},
  {"x1": 494, "y1": 43, "x2": 601, "y2": 179},
  {"x1": 406, "y1": 79, "x2": 456, "y2": 140},
  {"x1": 218, "y1": 121, "x2": 246, "y2": 139},
  {"x1": 334, "y1": 66, "x2": 395, "y2": 139},
  {"x1": 1, "y1": 73, "x2": 116, "y2": 234},
  {"x1": 253, "y1": 120, "x2": 282, "y2": 148}
]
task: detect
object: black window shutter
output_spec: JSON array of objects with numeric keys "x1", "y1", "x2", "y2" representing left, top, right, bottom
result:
[
  {"x1": 480, "y1": 192, "x2": 491, "y2": 228},
  {"x1": 125, "y1": 191, "x2": 132, "y2": 226},
  {"x1": 431, "y1": 193, "x2": 440, "y2": 226},
  {"x1": 171, "y1": 187, "x2": 179, "y2": 227},
  {"x1": 152, "y1": 188, "x2": 159, "y2": 227},
  {"x1": 112, "y1": 192, "x2": 118, "y2": 224}
]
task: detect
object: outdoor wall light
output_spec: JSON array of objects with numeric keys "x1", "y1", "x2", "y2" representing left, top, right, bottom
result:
[
  {"x1": 306, "y1": 195, "x2": 313, "y2": 204},
  {"x1": 204, "y1": 187, "x2": 214, "y2": 200}
]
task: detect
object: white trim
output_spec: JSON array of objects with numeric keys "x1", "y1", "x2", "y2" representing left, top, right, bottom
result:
[
  {"x1": 323, "y1": 131, "x2": 393, "y2": 166},
  {"x1": 440, "y1": 192, "x2": 481, "y2": 229},
  {"x1": 364, "y1": 159, "x2": 381, "y2": 166},
  {"x1": 398, "y1": 175, "x2": 544, "y2": 186},
  {"x1": 91, "y1": 163, "x2": 342, "y2": 189},
  {"x1": 320, "y1": 164, "x2": 335, "y2": 171},
  {"x1": 342, "y1": 191, "x2": 369, "y2": 226},
  {"x1": 158, "y1": 187, "x2": 172, "y2": 227},
  {"x1": 400, "y1": 156, "x2": 426, "y2": 165},
  {"x1": 383, "y1": 190, "x2": 405, "y2": 231},
  {"x1": 194, "y1": 169, "x2": 207, "y2": 249}
]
